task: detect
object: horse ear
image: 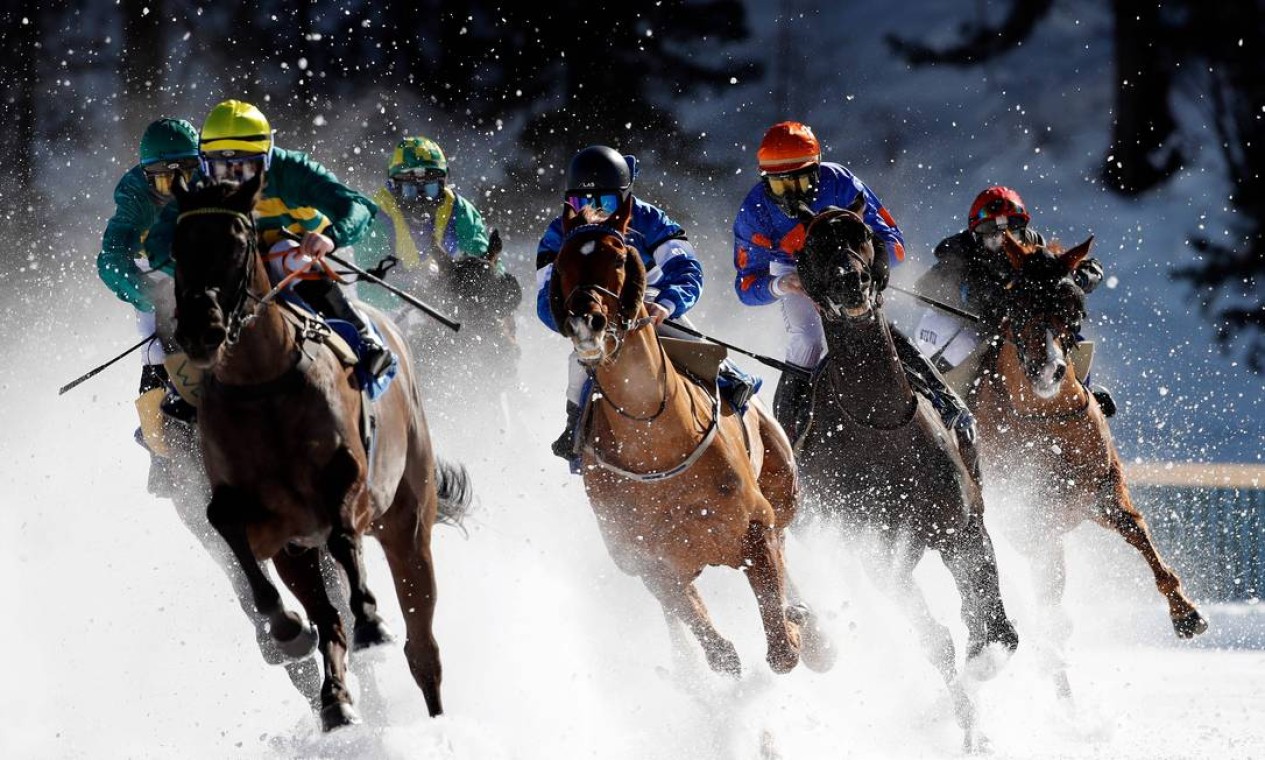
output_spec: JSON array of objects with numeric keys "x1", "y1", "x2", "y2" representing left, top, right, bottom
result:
[
  {"x1": 561, "y1": 202, "x2": 579, "y2": 235},
  {"x1": 486, "y1": 228, "x2": 502, "y2": 266},
  {"x1": 1060, "y1": 234, "x2": 1094, "y2": 273},
  {"x1": 1001, "y1": 231, "x2": 1027, "y2": 271},
  {"x1": 548, "y1": 265, "x2": 569, "y2": 337},
  {"x1": 619, "y1": 247, "x2": 647, "y2": 318},
  {"x1": 610, "y1": 192, "x2": 634, "y2": 234},
  {"x1": 847, "y1": 192, "x2": 867, "y2": 217}
]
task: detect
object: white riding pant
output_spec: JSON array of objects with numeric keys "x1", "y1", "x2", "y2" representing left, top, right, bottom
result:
[
  {"x1": 135, "y1": 257, "x2": 175, "y2": 367},
  {"x1": 913, "y1": 308, "x2": 980, "y2": 370},
  {"x1": 770, "y1": 261, "x2": 826, "y2": 370}
]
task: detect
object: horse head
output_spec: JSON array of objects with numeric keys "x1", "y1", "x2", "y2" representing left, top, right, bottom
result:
[
  {"x1": 171, "y1": 173, "x2": 264, "y2": 368},
  {"x1": 548, "y1": 194, "x2": 644, "y2": 365},
  {"x1": 994, "y1": 233, "x2": 1093, "y2": 398},
  {"x1": 797, "y1": 194, "x2": 885, "y2": 321},
  {"x1": 448, "y1": 230, "x2": 522, "y2": 324}
]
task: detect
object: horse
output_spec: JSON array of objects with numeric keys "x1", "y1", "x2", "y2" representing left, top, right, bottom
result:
[
  {"x1": 398, "y1": 230, "x2": 523, "y2": 416},
  {"x1": 793, "y1": 201, "x2": 1018, "y2": 751},
  {"x1": 170, "y1": 174, "x2": 471, "y2": 730},
  {"x1": 968, "y1": 232, "x2": 1208, "y2": 695},
  {"x1": 547, "y1": 198, "x2": 833, "y2": 678}
]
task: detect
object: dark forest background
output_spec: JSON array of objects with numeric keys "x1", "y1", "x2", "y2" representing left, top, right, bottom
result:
[{"x1": 0, "y1": 0, "x2": 1262, "y2": 370}]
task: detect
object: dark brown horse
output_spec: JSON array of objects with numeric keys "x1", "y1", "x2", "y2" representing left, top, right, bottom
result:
[
  {"x1": 548, "y1": 198, "x2": 833, "y2": 677},
  {"x1": 170, "y1": 175, "x2": 470, "y2": 730},
  {"x1": 970, "y1": 233, "x2": 1207, "y2": 694},
  {"x1": 794, "y1": 202, "x2": 1017, "y2": 751}
]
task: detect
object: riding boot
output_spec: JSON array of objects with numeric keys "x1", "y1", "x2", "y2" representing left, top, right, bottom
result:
[
  {"x1": 296, "y1": 279, "x2": 394, "y2": 378},
  {"x1": 551, "y1": 401, "x2": 583, "y2": 460},
  {"x1": 891, "y1": 325, "x2": 979, "y2": 457},
  {"x1": 1090, "y1": 384, "x2": 1117, "y2": 418},
  {"x1": 717, "y1": 360, "x2": 761, "y2": 411},
  {"x1": 772, "y1": 369, "x2": 814, "y2": 446}
]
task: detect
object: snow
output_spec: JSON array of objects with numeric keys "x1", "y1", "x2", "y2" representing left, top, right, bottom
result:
[{"x1": 3, "y1": 0, "x2": 1262, "y2": 757}]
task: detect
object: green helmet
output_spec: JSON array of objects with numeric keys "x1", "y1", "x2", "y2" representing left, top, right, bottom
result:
[
  {"x1": 388, "y1": 136, "x2": 447, "y2": 177},
  {"x1": 139, "y1": 118, "x2": 200, "y2": 165}
]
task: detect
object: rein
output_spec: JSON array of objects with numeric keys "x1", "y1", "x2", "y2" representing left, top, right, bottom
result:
[
  {"x1": 177, "y1": 206, "x2": 261, "y2": 346},
  {"x1": 816, "y1": 246, "x2": 880, "y2": 323},
  {"x1": 987, "y1": 323, "x2": 1091, "y2": 422}
]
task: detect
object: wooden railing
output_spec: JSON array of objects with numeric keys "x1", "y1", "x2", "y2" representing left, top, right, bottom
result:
[{"x1": 1125, "y1": 463, "x2": 1265, "y2": 602}]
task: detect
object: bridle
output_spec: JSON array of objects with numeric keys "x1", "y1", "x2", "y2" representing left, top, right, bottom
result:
[
  {"x1": 816, "y1": 245, "x2": 879, "y2": 322},
  {"x1": 176, "y1": 206, "x2": 262, "y2": 347},
  {"x1": 559, "y1": 224, "x2": 656, "y2": 372}
]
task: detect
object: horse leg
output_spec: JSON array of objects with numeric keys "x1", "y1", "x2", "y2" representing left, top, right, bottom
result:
[
  {"x1": 642, "y1": 574, "x2": 741, "y2": 677},
  {"x1": 866, "y1": 539, "x2": 983, "y2": 753},
  {"x1": 205, "y1": 486, "x2": 317, "y2": 660},
  {"x1": 1092, "y1": 468, "x2": 1208, "y2": 638},
  {"x1": 939, "y1": 513, "x2": 1018, "y2": 677},
  {"x1": 782, "y1": 548, "x2": 837, "y2": 673},
  {"x1": 326, "y1": 530, "x2": 395, "y2": 651},
  {"x1": 272, "y1": 546, "x2": 360, "y2": 731},
  {"x1": 742, "y1": 521, "x2": 801, "y2": 674},
  {"x1": 1030, "y1": 536, "x2": 1074, "y2": 701},
  {"x1": 376, "y1": 484, "x2": 444, "y2": 717}
]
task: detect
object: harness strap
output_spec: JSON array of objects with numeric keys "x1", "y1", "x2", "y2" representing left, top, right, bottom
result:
[{"x1": 581, "y1": 384, "x2": 722, "y2": 482}]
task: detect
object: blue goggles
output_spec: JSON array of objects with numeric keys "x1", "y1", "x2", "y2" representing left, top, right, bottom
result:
[
  {"x1": 565, "y1": 191, "x2": 621, "y2": 215},
  {"x1": 390, "y1": 174, "x2": 445, "y2": 202}
]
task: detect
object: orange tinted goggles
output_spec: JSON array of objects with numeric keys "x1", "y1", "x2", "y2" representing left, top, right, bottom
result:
[{"x1": 764, "y1": 171, "x2": 815, "y2": 197}]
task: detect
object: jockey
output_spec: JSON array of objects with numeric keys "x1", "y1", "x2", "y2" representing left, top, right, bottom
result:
[
  {"x1": 97, "y1": 117, "x2": 201, "y2": 492},
  {"x1": 914, "y1": 186, "x2": 1115, "y2": 415},
  {"x1": 732, "y1": 120, "x2": 977, "y2": 450},
  {"x1": 537, "y1": 145, "x2": 755, "y2": 461},
  {"x1": 145, "y1": 100, "x2": 391, "y2": 378},
  {"x1": 357, "y1": 135, "x2": 501, "y2": 312}
]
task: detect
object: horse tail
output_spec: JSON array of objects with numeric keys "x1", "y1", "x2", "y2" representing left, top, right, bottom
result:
[{"x1": 434, "y1": 457, "x2": 473, "y2": 529}]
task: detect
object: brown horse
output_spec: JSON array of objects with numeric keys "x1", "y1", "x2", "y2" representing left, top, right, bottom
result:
[
  {"x1": 547, "y1": 198, "x2": 832, "y2": 677},
  {"x1": 793, "y1": 203, "x2": 1017, "y2": 751},
  {"x1": 970, "y1": 233, "x2": 1207, "y2": 691},
  {"x1": 170, "y1": 175, "x2": 471, "y2": 730}
]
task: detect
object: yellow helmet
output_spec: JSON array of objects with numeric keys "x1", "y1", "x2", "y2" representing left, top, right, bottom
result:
[{"x1": 200, "y1": 100, "x2": 273, "y2": 158}]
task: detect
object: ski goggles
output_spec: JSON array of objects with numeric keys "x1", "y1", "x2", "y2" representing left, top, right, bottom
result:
[
  {"x1": 762, "y1": 167, "x2": 818, "y2": 198},
  {"x1": 203, "y1": 153, "x2": 267, "y2": 183},
  {"x1": 565, "y1": 191, "x2": 622, "y2": 215},
  {"x1": 973, "y1": 215, "x2": 1027, "y2": 235},
  {"x1": 390, "y1": 173, "x2": 446, "y2": 202},
  {"x1": 142, "y1": 158, "x2": 200, "y2": 196}
]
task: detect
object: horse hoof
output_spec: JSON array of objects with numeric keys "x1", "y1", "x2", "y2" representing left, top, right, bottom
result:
[
  {"x1": 786, "y1": 604, "x2": 836, "y2": 673},
  {"x1": 1173, "y1": 609, "x2": 1209, "y2": 639},
  {"x1": 962, "y1": 728, "x2": 992, "y2": 755},
  {"x1": 706, "y1": 641, "x2": 743, "y2": 678},
  {"x1": 275, "y1": 620, "x2": 319, "y2": 661},
  {"x1": 320, "y1": 701, "x2": 362, "y2": 732},
  {"x1": 964, "y1": 642, "x2": 1014, "y2": 682},
  {"x1": 767, "y1": 648, "x2": 800, "y2": 675},
  {"x1": 353, "y1": 618, "x2": 396, "y2": 651}
]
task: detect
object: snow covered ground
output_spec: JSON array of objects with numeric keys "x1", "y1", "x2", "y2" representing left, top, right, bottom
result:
[{"x1": 1, "y1": 301, "x2": 1261, "y2": 759}]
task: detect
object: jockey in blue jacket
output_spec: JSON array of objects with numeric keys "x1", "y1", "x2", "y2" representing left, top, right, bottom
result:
[
  {"x1": 537, "y1": 145, "x2": 753, "y2": 461},
  {"x1": 733, "y1": 121, "x2": 978, "y2": 461}
]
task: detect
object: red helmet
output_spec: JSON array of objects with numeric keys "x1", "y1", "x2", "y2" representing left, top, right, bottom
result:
[
  {"x1": 968, "y1": 186, "x2": 1030, "y2": 231},
  {"x1": 757, "y1": 121, "x2": 821, "y2": 174}
]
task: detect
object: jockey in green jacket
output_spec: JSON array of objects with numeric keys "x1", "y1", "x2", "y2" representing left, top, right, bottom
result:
[
  {"x1": 97, "y1": 117, "x2": 201, "y2": 479},
  {"x1": 145, "y1": 100, "x2": 391, "y2": 377},
  {"x1": 356, "y1": 136, "x2": 498, "y2": 312}
]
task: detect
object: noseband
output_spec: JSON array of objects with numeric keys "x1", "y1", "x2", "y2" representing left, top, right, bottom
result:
[
  {"x1": 817, "y1": 245, "x2": 878, "y2": 322},
  {"x1": 560, "y1": 225, "x2": 654, "y2": 361}
]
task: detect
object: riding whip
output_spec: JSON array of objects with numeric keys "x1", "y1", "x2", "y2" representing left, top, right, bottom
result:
[
  {"x1": 59, "y1": 332, "x2": 157, "y2": 395},
  {"x1": 887, "y1": 285, "x2": 981, "y2": 323},
  {"x1": 664, "y1": 320, "x2": 811, "y2": 379},
  {"x1": 276, "y1": 228, "x2": 462, "y2": 333}
]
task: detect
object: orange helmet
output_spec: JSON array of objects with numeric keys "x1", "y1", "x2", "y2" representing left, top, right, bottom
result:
[{"x1": 757, "y1": 121, "x2": 821, "y2": 174}]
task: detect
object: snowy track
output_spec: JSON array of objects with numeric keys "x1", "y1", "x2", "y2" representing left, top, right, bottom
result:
[{"x1": 1, "y1": 309, "x2": 1261, "y2": 760}]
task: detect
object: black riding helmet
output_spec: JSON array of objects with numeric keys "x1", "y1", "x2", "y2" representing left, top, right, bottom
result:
[{"x1": 565, "y1": 146, "x2": 638, "y2": 213}]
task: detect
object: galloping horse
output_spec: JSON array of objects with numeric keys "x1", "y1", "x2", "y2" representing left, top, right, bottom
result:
[
  {"x1": 170, "y1": 175, "x2": 470, "y2": 730},
  {"x1": 405, "y1": 231, "x2": 523, "y2": 412},
  {"x1": 548, "y1": 198, "x2": 831, "y2": 677},
  {"x1": 969, "y1": 234, "x2": 1207, "y2": 691},
  {"x1": 793, "y1": 201, "x2": 1017, "y2": 750}
]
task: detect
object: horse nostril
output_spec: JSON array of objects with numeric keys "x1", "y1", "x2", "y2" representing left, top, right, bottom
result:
[
  {"x1": 205, "y1": 325, "x2": 227, "y2": 347},
  {"x1": 1053, "y1": 364, "x2": 1066, "y2": 382}
]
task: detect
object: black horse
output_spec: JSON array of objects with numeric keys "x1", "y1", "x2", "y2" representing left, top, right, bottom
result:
[
  {"x1": 793, "y1": 199, "x2": 1018, "y2": 752},
  {"x1": 400, "y1": 231, "x2": 523, "y2": 417}
]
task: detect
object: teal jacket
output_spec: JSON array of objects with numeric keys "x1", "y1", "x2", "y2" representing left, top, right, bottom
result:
[
  {"x1": 145, "y1": 147, "x2": 379, "y2": 274},
  {"x1": 97, "y1": 165, "x2": 164, "y2": 312}
]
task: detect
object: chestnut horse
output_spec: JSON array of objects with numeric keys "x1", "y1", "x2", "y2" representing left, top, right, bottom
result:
[
  {"x1": 170, "y1": 175, "x2": 471, "y2": 730},
  {"x1": 971, "y1": 234, "x2": 1207, "y2": 692},
  {"x1": 793, "y1": 203, "x2": 1017, "y2": 751},
  {"x1": 547, "y1": 198, "x2": 831, "y2": 677}
]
